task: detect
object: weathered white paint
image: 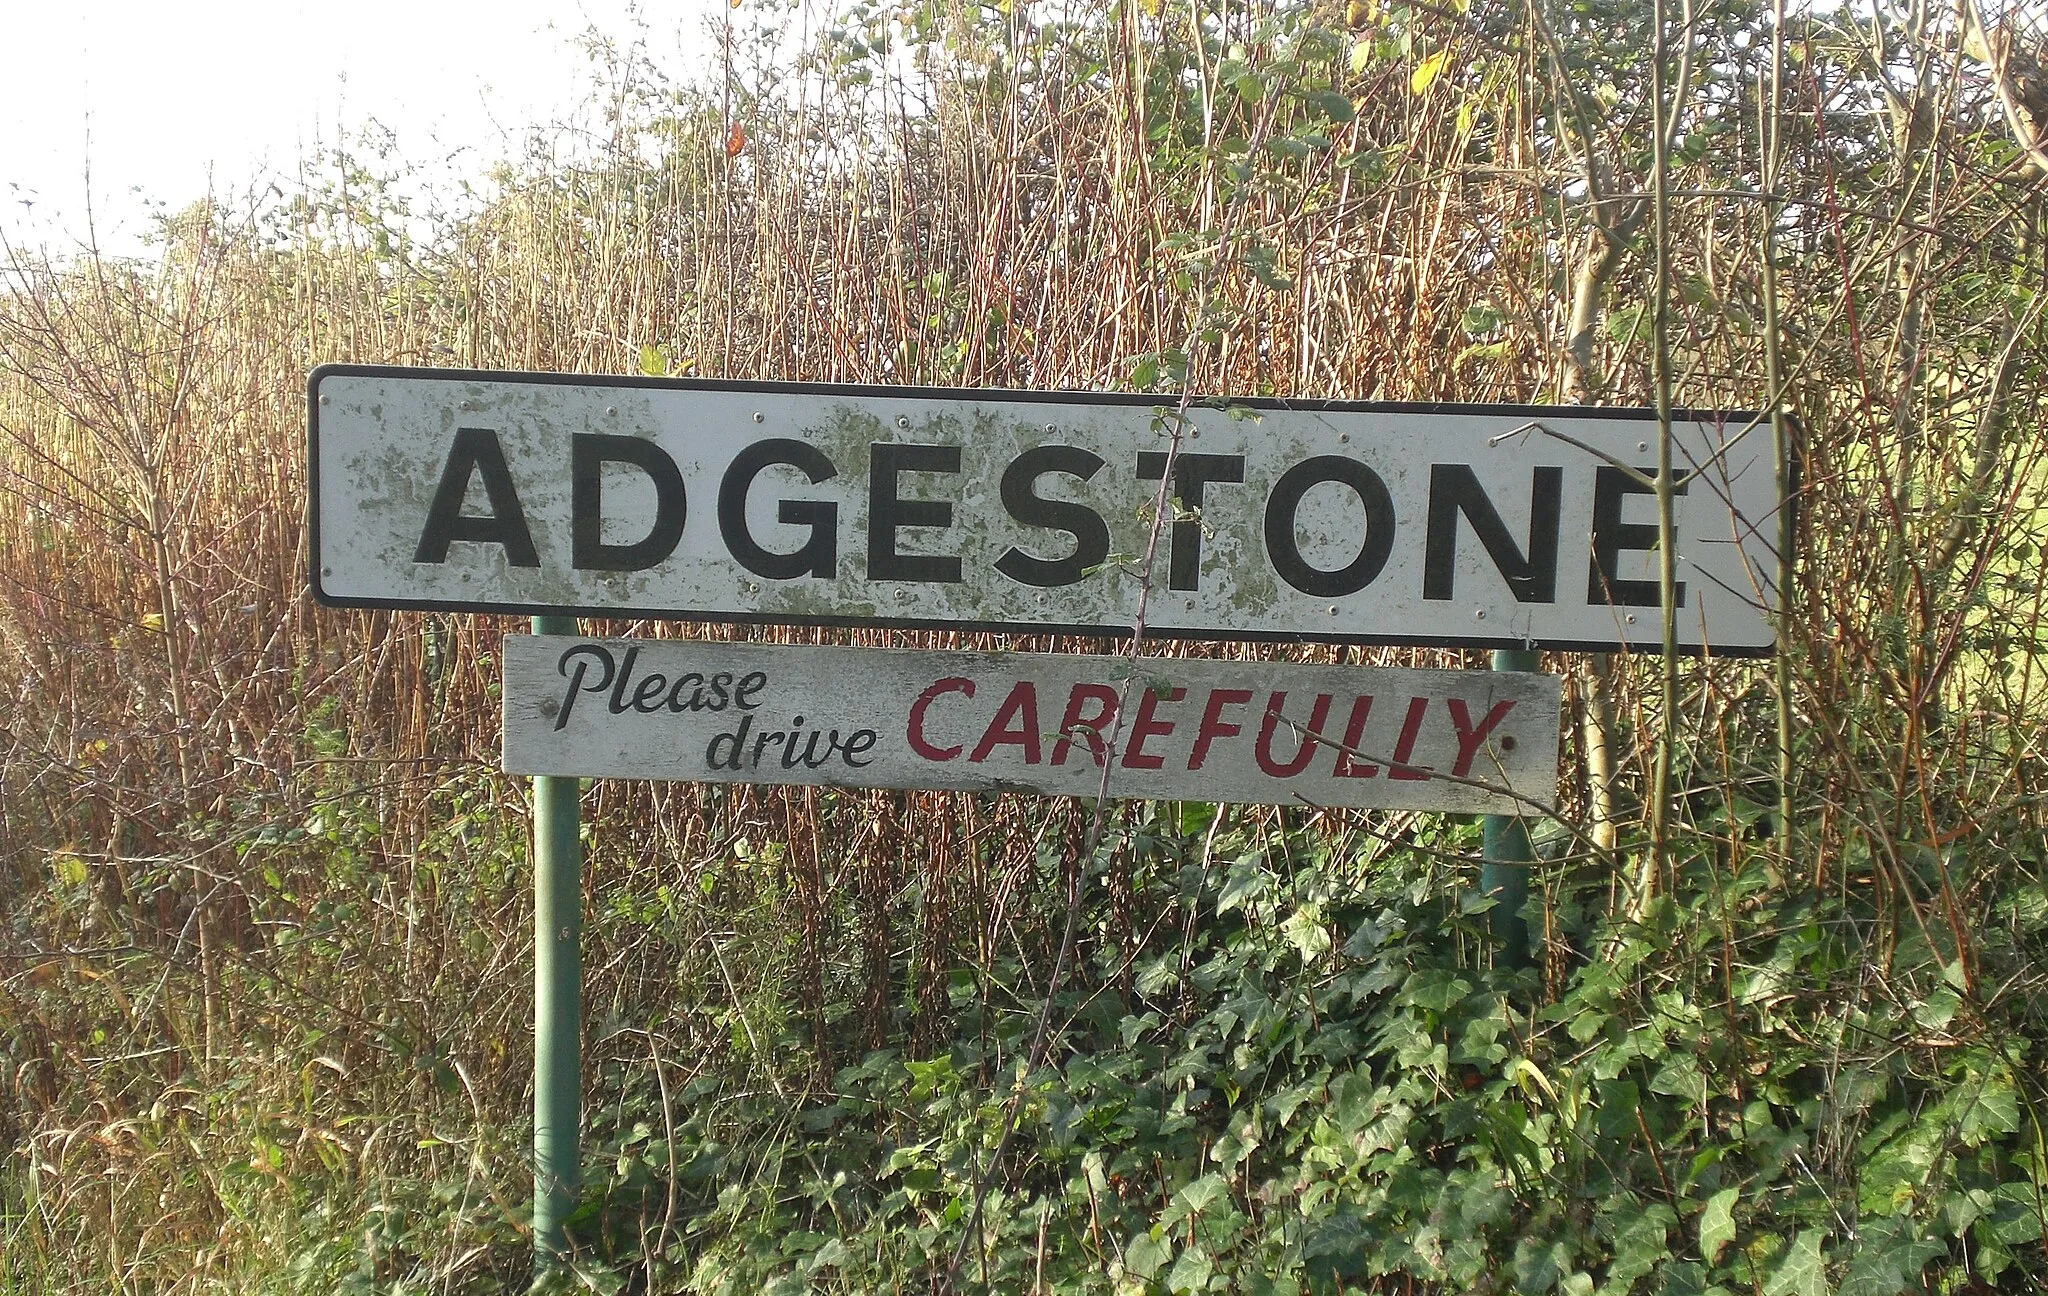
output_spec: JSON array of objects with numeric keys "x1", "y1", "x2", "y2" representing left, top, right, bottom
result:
[
  {"x1": 314, "y1": 365, "x2": 1781, "y2": 653},
  {"x1": 501, "y1": 636, "x2": 1563, "y2": 813}
]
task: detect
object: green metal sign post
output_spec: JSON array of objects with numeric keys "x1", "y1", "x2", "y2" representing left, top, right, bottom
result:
[
  {"x1": 1480, "y1": 649, "x2": 1539, "y2": 966},
  {"x1": 531, "y1": 615, "x2": 583, "y2": 1271}
]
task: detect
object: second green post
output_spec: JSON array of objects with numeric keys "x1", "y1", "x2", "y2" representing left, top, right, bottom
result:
[{"x1": 1481, "y1": 648, "x2": 1539, "y2": 966}]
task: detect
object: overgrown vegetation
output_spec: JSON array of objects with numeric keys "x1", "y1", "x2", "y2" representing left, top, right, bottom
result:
[{"x1": 2, "y1": 0, "x2": 2045, "y2": 1291}]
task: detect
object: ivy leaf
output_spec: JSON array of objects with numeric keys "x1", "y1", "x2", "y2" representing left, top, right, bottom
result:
[
  {"x1": 1282, "y1": 905, "x2": 1332, "y2": 961},
  {"x1": 1606, "y1": 1202, "x2": 1676, "y2": 1288},
  {"x1": 1410, "y1": 49, "x2": 1449, "y2": 95},
  {"x1": 1168, "y1": 1242, "x2": 1215, "y2": 1293},
  {"x1": 1762, "y1": 1230, "x2": 1830, "y2": 1296},
  {"x1": 1911, "y1": 985, "x2": 1960, "y2": 1031},
  {"x1": 1837, "y1": 1217, "x2": 1943, "y2": 1296},
  {"x1": 1957, "y1": 1073, "x2": 2020, "y2": 1144},
  {"x1": 1699, "y1": 1188, "x2": 1739, "y2": 1264},
  {"x1": 1126, "y1": 1231, "x2": 1173, "y2": 1280},
  {"x1": 1218, "y1": 860, "x2": 1263, "y2": 914},
  {"x1": 1511, "y1": 1233, "x2": 1572, "y2": 1293},
  {"x1": 1175, "y1": 1172, "x2": 1229, "y2": 1217}
]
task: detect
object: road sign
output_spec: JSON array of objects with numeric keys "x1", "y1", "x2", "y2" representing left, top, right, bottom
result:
[
  {"x1": 312, "y1": 365, "x2": 1780, "y2": 653},
  {"x1": 501, "y1": 636, "x2": 1562, "y2": 813}
]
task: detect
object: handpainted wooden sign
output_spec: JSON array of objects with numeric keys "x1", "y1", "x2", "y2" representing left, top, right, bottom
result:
[
  {"x1": 501, "y1": 636, "x2": 1562, "y2": 812},
  {"x1": 311, "y1": 366, "x2": 1779, "y2": 654}
]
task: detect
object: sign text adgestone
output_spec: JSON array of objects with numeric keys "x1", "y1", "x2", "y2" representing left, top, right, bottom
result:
[{"x1": 311, "y1": 366, "x2": 1779, "y2": 653}]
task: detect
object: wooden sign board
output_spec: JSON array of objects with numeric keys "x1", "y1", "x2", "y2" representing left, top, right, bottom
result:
[
  {"x1": 501, "y1": 637, "x2": 1562, "y2": 813},
  {"x1": 312, "y1": 366, "x2": 1780, "y2": 654}
]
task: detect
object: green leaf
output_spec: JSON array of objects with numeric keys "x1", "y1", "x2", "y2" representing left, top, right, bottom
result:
[
  {"x1": 1606, "y1": 303, "x2": 1647, "y2": 343},
  {"x1": 638, "y1": 342, "x2": 669, "y2": 376},
  {"x1": 1607, "y1": 1202, "x2": 1677, "y2": 1287},
  {"x1": 1311, "y1": 90, "x2": 1355, "y2": 122},
  {"x1": 1134, "y1": 957, "x2": 1177, "y2": 998},
  {"x1": 1911, "y1": 985, "x2": 1960, "y2": 1031},
  {"x1": 1655, "y1": 1259, "x2": 1711, "y2": 1296},
  {"x1": 1461, "y1": 302, "x2": 1504, "y2": 335},
  {"x1": 1762, "y1": 1230, "x2": 1830, "y2": 1296},
  {"x1": 1454, "y1": 340, "x2": 1510, "y2": 369},
  {"x1": 1650, "y1": 1054, "x2": 1704, "y2": 1101},
  {"x1": 1957, "y1": 1073, "x2": 2021, "y2": 1144},
  {"x1": 807, "y1": 1238, "x2": 851, "y2": 1272},
  {"x1": 1699, "y1": 1188, "x2": 1739, "y2": 1264},
  {"x1": 1218, "y1": 860, "x2": 1263, "y2": 914},
  {"x1": 1837, "y1": 1217, "x2": 1943, "y2": 1296},
  {"x1": 1511, "y1": 1232, "x2": 1572, "y2": 1292},
  {"x1": 1126, "y1": 1231, "x2": 1173, "y2": 1280},
  {"x1": 1400, "y1": 970, "x2": 1471, "y2": 1014},
  {"x1": 1282, "y1": 905, "x2": 1332, "y2": 961},
  {"x1": 1175, "y1": 1172, "x2": 1229, "y2": 1218},
  {"x1": 1168, "y1": 1242, "x2": 1215, "y2": 1292}
]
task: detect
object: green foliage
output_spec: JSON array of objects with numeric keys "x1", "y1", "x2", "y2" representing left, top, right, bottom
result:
[
  {"x1": 514, "y1": 811, "x2": 2044, "y2": 1293},
  {"x1": 19, "y1": 776, "x2": 2035, "y2": 1292}
]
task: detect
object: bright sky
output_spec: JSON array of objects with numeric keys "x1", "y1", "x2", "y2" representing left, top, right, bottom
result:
[{"x1": 1, "y1": 0, "x2": 721, "y2": 258}]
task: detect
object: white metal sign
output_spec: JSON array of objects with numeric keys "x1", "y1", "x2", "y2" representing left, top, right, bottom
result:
[
  {"x1": 313, "y1": 365, "x2": 1781, "y2": 653},
  {"x1": 501, "y1": 637, "x2": 1562, "y2": 813}
]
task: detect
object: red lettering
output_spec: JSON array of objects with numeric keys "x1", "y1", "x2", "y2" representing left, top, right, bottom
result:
[
  {"x1": 1121, "y1": 686, "x2": 1185, "y2": 770},
  {"x1": 907, "y1": 677, "x2": 974, "y2": 761},
  {"x1": 1050, "y1": 684, "x2": 1120, "y2": 767},
  {"x1": 970, "y1": 681, "x2": 1042, "y2": 763},
  {"x1": 1255, "y1": 691, "x2": 1333, "y2": 778},
  {"x1": 1333, "y1": 696, "x2": 1378, "y2": 778},
  {"x1": 1446, "y1": 698, "x2": 1517, "y2": 776},
  {"x1": 1388, "y1": 696, "x2": 1432, "y2": 780},
  {"x1": 1189, "y1": 688, "x2": 1253, "y2": 770}
]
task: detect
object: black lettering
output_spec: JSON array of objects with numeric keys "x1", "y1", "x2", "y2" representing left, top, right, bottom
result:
[
  {"x1": 571, "y1": 433, "x2": 687, "y2": 571},
  {"x1": 995, "y1": 445, "x2": 1109, "y2": 587},
  {"x1": 608, "y1": 646, "x2": 641, "y2": 714},
  {"x1": 719, "y1": 440, "x2": 839, "y2": 580},
  {"x1": 841, "y1": 730, "x2": 877, "y2": 767},
  {"x1": 414, "y1": 427, "x2": 539, "y2": 567},
  {"x1": 1136, "y1": 451, "x2": 1246, "y2": 591},
  {"x1": 666, "y1": 673, "x2": 705, "y2": 712},
  {"x1": 794, "y1": 728, "x2": 836, "y2": 769},
  {"x1": 1263, "y1": 456, "x2": 1395, "y2": 598},
  {"x1": 630, "y1": 672, "x2": 667, "y2": 713},
  {"x1": 1423, "y1": 465, "x2": 1562, "y2": 603},
  {"x1": 553, "y1": 643, "x2": 615, "y2": 730},
  {"x1": 869, "y1": 443, "x2": 963, "y2": 583},
  {"x1": 734, "y1": 672, "x2": 767, "y2": 710},
  {"x1": 706, "y1": 714, "x2": 754, "y2": 770},
  {"x1": 1588, "y1": 466, "x2": 1688, "y2": 608},
  {"x1": 707, "y1": 673, "x2": 732, "y2": 710}
]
